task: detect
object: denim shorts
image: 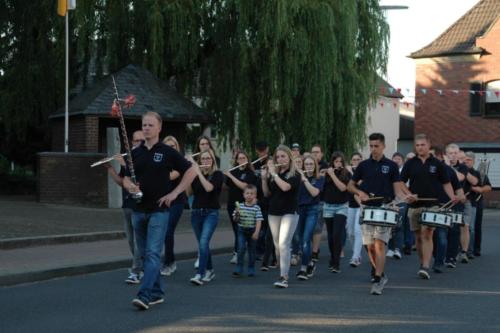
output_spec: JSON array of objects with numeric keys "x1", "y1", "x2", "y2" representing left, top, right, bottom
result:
[{"x1": 323, "y1": 203, "x2": 348, "y2": 218}]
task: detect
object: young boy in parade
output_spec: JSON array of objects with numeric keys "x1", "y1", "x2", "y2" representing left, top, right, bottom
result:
[{"x1": 232, "y1": 185, "x2": 263, "y2": 277}]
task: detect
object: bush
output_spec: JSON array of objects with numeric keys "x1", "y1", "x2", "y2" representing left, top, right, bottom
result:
[{"x1": 0, "y1": 158, "x2": 36, "y2": 194}]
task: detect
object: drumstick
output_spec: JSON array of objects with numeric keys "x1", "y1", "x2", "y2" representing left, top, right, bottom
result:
[
  {"x1": 362, "y1": 196, "x2": 385, "y2": 201},
  {"x1": 191, "y1": 152, "x2": 202, "y2": 158},
  {"x1": 90, "y1": 153, "x2": 127, "y2": 168},
  {"x1": 416, "y1": 198, "x2": 438, "y2": 201}
]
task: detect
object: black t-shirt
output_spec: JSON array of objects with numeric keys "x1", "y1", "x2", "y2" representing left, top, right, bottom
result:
[
  {"x1": 451, "y1": 162, "x2": 468, "y2": 186},
  {"x1": 463, "y1": 168, "x2": 481, "y2": 204},
  {"x1": 322, "y1": 169, "x2": 351, "y2": 204},
  {"x1": 225, "y1": 168, "x2": 257, "y2": 207},
  {"x1": 267, "y1": 171, "x2": 301, "y2": 215},
  {"x1": 475, "y1": 174, "x2": 491, "y2": 206},
  {"x1": 168, "y1": 176, "x2": 187, "y2": 206},
  {"x1": 192, "y1": 171, "x2": 224, "y2": 209},
  {"x1": 318, "y1": 160, "x2": 329, "y2": 171},
  {"x1": 401, "y1": 155, "x2": 450, "y2": 208},
  {"x1": 126, "y1": 142, "x2": 192, "y2": 213},
  {"x1": 254, "y1": 158, "x2": 270, "y2": 211},
  {"x1": 437, "y1": 164, "x2": 462, "y2": 205},
  {"x1": 352, "y1": 156, "x2": 401, "y2": 205}
]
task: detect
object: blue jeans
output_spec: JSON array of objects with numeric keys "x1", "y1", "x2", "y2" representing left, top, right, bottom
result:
[
  {"x1": 236, "y1": 226, "x2": 257, "y2": 272},
  {"x1": 191, "y1": 209, "x2": 219, "y2": 276},
  {"x1": 292, "y1": 214, "x2": 303, "y2": 256},
  {"x1": 447, "y1": 223, "x2": 461, "y2": 262},
  {"x1": 388, "y1": 203, "x2": 406, "y2": 251},
  {"x1": 297, "y1": 204, "x2": 319, "y2": 266},
  {"x1": 132, "y1": 211, "x2": 170, "y2": 303},
  {"x1": 227, "y1": 204, "x2": 238, "y2": 253},
  {"x1": 433, "y1": 226, "x2": 448, "y2": 267},
  {"x1": 400, "y1": 203, "x2": 414, "y2": 249},
  {"x1": 163, "y1": 202, "x2": 184, "y2": 266}
]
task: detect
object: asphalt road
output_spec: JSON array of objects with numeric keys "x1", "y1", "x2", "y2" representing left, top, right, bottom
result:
[{"x1": 1, "y1": 216, "x2": 500, "y2": 333}]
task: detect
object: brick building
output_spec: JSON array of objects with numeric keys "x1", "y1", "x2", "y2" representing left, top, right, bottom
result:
[{"x1": 409, "y1": 0, "x2": 500, "y2": 203}]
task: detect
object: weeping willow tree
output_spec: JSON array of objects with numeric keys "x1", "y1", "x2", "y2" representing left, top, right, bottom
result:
[{"x1": 0, "y1": 0, "x2": 388, "y2": 163}]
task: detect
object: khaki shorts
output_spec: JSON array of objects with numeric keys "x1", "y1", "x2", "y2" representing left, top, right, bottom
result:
[
  {"x1": 408, "y1": 206, "x2": 439, "y2": 231},
  {"x1": 361, "y1": 224, "x2": 391, "y2": 245}
]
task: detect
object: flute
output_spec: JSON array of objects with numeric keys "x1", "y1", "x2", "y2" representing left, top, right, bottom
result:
[
  {"x1": 260, "y1": 163, "x2": 287, "y2": 169},
  {"x1": 90, "y1": 153, "x2": 127, "y2": 168}
]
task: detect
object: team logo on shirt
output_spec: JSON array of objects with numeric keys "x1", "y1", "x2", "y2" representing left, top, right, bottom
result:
[
  {"x1": 429, "y1": 165, "x2": 437, "y2": 174},
  {"x1": 381, "y1": 165, "x2": 390, "y2": 174},
  {"x1": 153, "y1": 153, "x2": 163, "y2": 163}
]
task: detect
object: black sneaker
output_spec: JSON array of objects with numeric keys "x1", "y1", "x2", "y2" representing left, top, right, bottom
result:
[
  {"x1": 433, "y1": 265, "x2": 444, "y2": 274},
  {"x1": 473, "y1": 252, "x2": 481, "y2": 257},
  {"x1": 274, "y1": 276, "x2": 289, "y2": 288},
  {"x1": 232, "y1": 271, "x2": 242, "y2": 277},
  {"x1": 370, "y1": 266, "x2": 376, "y2": 282},
  {"x1": 260, "y1": 265, "x2": 269, "y2": 272},
  {"x1": 132, "y1": 298, "x2": 149, "y2": 310},
  {"x1": 306, "y1": 263, "x2": 316, "y2": 278},
  {"x1": 331, "y1": 266, "x2": 341, "y2": 273},
  {"x1": 312, "y1": 251, "x2": 319, "y2": 262},
  {"x1": 296, "y1": 270, "x2": 308, "y2": 281},
  {"x1": 445, "y1": 260, "x2": 455, "y2": 268},
  {"x1": 269, "y1": 261, "x2": 278, "y2": 269},
  {"x1": 418, "y1": 267, "x2": 430, "y2": 280}
]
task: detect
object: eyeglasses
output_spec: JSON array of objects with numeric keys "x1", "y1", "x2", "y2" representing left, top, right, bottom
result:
[{"x1": 201, "y1": 157, "x2": 212, "y2": 160}]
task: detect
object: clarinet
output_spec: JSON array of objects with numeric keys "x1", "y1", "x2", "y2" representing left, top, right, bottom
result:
[{"x1": 111, "y1": 76, "x2": 143, "y2": 202}]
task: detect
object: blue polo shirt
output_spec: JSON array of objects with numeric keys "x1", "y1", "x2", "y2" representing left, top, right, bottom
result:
[
  {"x1": 352, "y1": 155, "x2": 400, "y2": 204},
  {"x1": 298, "y1": 175, "x2": 325, "y2": 206}
]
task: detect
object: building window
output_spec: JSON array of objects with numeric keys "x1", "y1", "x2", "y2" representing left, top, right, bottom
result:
[
  {"x1": 469, "y1": 82, "x2": 483, "y2": 116},
  {"x1": 485, "y1": 80, "x2": 500, "y2": 117}
]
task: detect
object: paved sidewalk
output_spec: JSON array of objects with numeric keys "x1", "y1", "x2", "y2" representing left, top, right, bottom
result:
[{"x1": 0, "y1": 228, "x2": 234, "y2": 286}]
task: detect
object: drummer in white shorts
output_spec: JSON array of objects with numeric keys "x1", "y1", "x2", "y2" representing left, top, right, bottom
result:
[{"x1": 347, "y1": 133, "x2": 408, "y2": 295}]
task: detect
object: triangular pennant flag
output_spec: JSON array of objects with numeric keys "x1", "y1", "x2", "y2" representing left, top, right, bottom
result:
[
  {"x1": 495, "y1": 91, "x2": 500, "y2": 98},
  {"x1": 380, "y1": 87, "x2": 386, "y2": 95},
  {"x1": 478, "y1": 91, "x2": 484, "y2": 96},
  {"x1": 393, "y1": 102, "x2": 397, "y2": 108},
  {"x1": 397, "y1": 88, "x2": 402, "y2": 93},
  {"x1": 486, "y1": 91, "x2": 491, "y2": 97},
  {"x1": 421, "y1": 88, "x2": 427, "y2": 94},
  {"x1": 380, "y1": 102, "x2": 384, "y2": 107},
  {"x1": 452, "y1": 90, "x2": 459, "y2": 95},
  {"x1": 436, "y1": 89, "x2": 443, "y2": 95},
  {"x1": 404, "y1": 102, "x2": 409, "y2": 108},
  {"x1": 469, "y1": 90, "x2": 476, "y2": 95},
  {"x1": 388, "y1": 87, "x2": 394, "y2": 94},
  {"x1": 406, "y1": 88, "x2": 411, "y2": 94}
]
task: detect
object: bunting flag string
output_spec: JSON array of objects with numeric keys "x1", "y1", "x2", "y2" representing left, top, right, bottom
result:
[{"x1": 380, "y1": 86, "x2": 500, "y2": 98}]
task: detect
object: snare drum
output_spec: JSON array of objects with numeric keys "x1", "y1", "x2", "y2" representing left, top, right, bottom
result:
[
  {"x1": 362, "y1": 206, "x2": 399, "y2": 228},
  {"x1": 449, "y1": 211, "x2": 464, "y2": 225},
  {"x1": 420, "y1": 210, "x2": 452, "y2": 228}
]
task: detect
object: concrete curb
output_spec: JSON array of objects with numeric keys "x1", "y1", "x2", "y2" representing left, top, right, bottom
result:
[
  {"x1": 0, "y1": 246, "x2": 233, "y2": 287},
  {"x1": 0, "y1": 231, "x2": 126, "y2": 250}
]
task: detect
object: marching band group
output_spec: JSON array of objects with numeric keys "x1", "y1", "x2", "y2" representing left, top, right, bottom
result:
[{"x1": 103, "y1": 111, "x2": 492, "y2": 310}]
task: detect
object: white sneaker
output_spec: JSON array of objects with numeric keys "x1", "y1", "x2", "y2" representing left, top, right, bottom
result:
[
  {"x1": 161, "y1": 263, "x2": 177, "y2": 276},
  {"x1": 194, "y1": 257, "x2": 199, "y2": 269},
  {"x1": 190, "y1": 274, "x2": 203, "y2": 286},
  {"x1": 230, "y1": 252, "x2": 238, "y2": 264},
  {"x1": 386, "y1": 250, "x2": 395, "y2": 258},
  {"x1": 202, "y1": 269, "x2": 215, "y2": 282},
  {"x1": 125, "y1": 273, "x2": 140, "y2": 284},
  {"x1": 393, "y1": 249, "x2": 402, "y2": 260},
  {"x1": 290, "y1": 255, "x2": 298, "y2": 266}
]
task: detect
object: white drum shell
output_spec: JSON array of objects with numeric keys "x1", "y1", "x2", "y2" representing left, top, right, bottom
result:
[
  {"x1": 362, "y1": 207, "x2": 399, "y2": 228},
  {"x1": 420, "y1": 211, "x2": 452, "y2": 228}
]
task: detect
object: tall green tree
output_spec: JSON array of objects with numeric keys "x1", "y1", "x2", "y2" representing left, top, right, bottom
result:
[{"x1": 0, "y1": 0, "x2": 389, "y2": 164}]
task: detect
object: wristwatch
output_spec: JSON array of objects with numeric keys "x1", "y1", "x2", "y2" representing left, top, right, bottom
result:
[{"x1": 271, "y1": 173, "x2": 278, "y2": 179}]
